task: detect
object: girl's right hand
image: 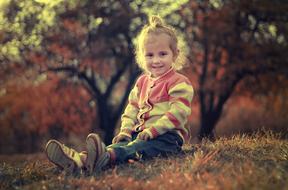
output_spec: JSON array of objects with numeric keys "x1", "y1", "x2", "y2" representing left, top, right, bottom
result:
[{"x1": 112, "y1": 134, "x2": 131, "y2": 144}]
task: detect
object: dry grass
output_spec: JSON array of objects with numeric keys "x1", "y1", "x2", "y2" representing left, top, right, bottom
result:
[{"x1": 0, "y1": 131, "x2": 287, "y2": 190}]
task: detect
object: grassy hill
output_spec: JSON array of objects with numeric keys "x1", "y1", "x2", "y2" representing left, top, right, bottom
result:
[{"x1": 1, "y1": 131, "x2": 287, "y2": 190}]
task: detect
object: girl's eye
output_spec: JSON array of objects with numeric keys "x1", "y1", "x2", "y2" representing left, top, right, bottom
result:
[
  {"x1": 145, "y1": 53, "x2": 153, "y2": 57},
  {"x1": 159, "y1": 52, "x2": 167, "y2": 56}
]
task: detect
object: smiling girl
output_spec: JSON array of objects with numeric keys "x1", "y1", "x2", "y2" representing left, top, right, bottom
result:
[{"x1": 45, "y1": 15, "x2": 194, "y2": 176}]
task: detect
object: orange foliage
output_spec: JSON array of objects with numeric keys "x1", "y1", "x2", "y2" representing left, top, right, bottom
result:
[
  {"x1": 48, "y1": 43, "x2": 73, "y2": 62},
  {"x1": 28, "y1": 53, "x2": 46, "y2": 65},
  {"x1": 0, "y1": 74, "x2": 94, "y2": 136},
  {"x1": 62, "y1": 19, "x2": 87, "y2": 38}
]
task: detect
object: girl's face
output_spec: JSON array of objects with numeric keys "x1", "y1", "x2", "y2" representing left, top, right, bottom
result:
[{"x1": 144, "y1": 33, "x2": 176, "y2": 78}]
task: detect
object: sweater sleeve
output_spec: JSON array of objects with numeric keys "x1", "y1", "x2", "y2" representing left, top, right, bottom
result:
[
  {"x1": 144, "y1": 81, "x2": 194, "y2": 139},
  {"x1": 119, "y1": 83, "x2": 140, "y2": 138}
]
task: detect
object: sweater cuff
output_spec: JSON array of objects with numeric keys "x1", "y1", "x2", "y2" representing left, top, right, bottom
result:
[
  {"x1": 144, "y1": 127, "x2": 160, "y2": 139},
  {"x1": 119, "y1": 128, "x2": 133, "y2": 138}
]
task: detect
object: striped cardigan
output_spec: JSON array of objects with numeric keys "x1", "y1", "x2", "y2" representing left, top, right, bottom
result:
[{"x1": 119, "y1": 68, "x2": 194, "y2": 143}]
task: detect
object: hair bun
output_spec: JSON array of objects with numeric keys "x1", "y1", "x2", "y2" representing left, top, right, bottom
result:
[{"x1": 149, "y1": 15, "x2": 164, "y2": 27}]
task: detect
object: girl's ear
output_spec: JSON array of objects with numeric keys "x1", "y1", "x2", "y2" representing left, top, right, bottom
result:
[{"x1": 173, "y1": 49, "x2": 180, "y2": 62}]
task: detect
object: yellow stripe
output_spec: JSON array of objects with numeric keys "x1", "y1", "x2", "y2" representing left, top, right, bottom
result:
[
  {"x1": 128, "y1": 86, "x2": 138, "y2": 100},
  {"x1": 169, "y1": 82, "x2": 194, "y2": 99},
  {"x1": 149, "y1": 102, "x2": 169, "y2": 115},
  {"x1": 121, "y1": 84, "x2": 140, "y2": 130},
  {"x1": 149, "y1": 101, "x2": 190, "y2": 124},
  {"x1": 170, "y1": 101, "x2": 191, "y2": 117},
  {"x1": 154, "y1": 115, "x2": 175, "y2": 129}
]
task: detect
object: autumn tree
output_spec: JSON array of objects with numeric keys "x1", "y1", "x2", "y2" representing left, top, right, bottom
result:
[
  {"x1": 0, "y1": 0, "x2": 141, "y2": 144},
  {"x1": 0, "y1": 0, "x2": 189, "y2": 145},
  {"x1": 176, "y1": 0, "x2": 288, "y2": 140}
]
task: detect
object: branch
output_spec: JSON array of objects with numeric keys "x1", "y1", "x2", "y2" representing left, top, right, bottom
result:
[
  {"x1": 45, "y1": 66, "x2": 102, "y2": 97},
  {"x1": 216, "y1": 62, "x2": 282, "y2": 112},
  {"x1": 104, "y1": 33, "x2": 134, "y2": 99},
  {"x1": 104, "y1": 56, "x2": 131, "y2": 99}
]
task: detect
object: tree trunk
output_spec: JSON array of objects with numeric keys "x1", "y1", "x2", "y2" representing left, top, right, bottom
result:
[
  {"x1": 198, "y1": 96, "x2": 224, "y2": 141},
  {"x1": 198, "y1": 112, "x2": 219, "y2": 141},
  {"x1": 93, "y1": 97, "x2": 117, "y2": 145},
  {"x1": 103, "y1": 120, "x2": 116, "y2": 145}
]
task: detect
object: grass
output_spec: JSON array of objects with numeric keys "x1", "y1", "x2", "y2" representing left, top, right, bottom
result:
[{"x1": 0, "y1": 131, "x2": 287, "y2": 190}]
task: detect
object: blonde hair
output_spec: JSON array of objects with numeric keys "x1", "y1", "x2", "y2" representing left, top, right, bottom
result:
[{"x1": 135, "y1": 15, "x2": 187, "y2": 72}]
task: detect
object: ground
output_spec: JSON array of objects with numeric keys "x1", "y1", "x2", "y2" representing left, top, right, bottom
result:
[{"x1": 0, "y1": 132, "x2": 287, "y2": 190}]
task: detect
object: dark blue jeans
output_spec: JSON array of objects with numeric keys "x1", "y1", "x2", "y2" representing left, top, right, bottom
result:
[{"x1": 107, "y1": 131, "x2": 183, "y2": 163}]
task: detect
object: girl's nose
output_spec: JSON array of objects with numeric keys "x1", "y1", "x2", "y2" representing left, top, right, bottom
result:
[{"x1": 152, "y1": 56, "x2": 160, "y2": 64}]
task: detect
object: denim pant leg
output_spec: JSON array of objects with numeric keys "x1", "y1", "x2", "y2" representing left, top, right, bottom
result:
[
  {"x1": 108, "y1": 132, "x2": 183, "y2": 163},
  {"x1": 107, "y1": 141, "x2": 130, "y2": 149}
]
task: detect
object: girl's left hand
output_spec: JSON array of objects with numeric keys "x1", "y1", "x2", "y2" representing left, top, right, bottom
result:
[{"x1": 137, "y1": 131, "x2": 151, "y2": 141}]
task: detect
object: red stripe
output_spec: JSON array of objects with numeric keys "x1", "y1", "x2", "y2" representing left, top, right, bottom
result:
[
  {"x1": 177, "y1": 97, "x2": 190, "y2": 107},
  {"x1": 144, "y1": 111, "x2": 150, "y2": 119},
  {"x1": 150, "y1": 127, "x2": 160, "y2": 138},
  {"x1": 167, "y1": 112, "x2": 181, "y2": 127},
  {"x1": 139, "y1": 80, "x2": 149, "y2": 102}
]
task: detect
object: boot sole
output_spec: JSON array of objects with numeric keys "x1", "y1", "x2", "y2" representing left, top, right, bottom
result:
[{"x1": 45, "y1": 140, "x2": 76, "y2": 175}]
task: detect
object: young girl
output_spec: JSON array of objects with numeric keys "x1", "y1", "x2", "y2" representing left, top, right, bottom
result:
[{"x1": 45, "y1": 15, "x2": 194, "y2": 176}]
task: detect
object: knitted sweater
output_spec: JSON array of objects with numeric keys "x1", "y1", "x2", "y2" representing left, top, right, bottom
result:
[{"x1": 119, "y1": 68, "x2": 194, "y2": 143}]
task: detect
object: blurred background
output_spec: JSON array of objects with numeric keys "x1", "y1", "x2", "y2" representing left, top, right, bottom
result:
[{"x1": 0, "y1": 0, "x2": 287, "y2": 154}]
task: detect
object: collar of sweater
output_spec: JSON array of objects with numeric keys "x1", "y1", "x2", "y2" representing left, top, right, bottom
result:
[{"x1": 148, "y1": 67, "x2": 176, "y2": 84}]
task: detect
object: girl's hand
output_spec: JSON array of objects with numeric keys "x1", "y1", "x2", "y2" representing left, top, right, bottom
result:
[
  {"x1": 137, "y1": 131, "x2": 151, "y2": 141},
  {"x1": 112, "y1": 134, "x2": 131, "y2": 144}
]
